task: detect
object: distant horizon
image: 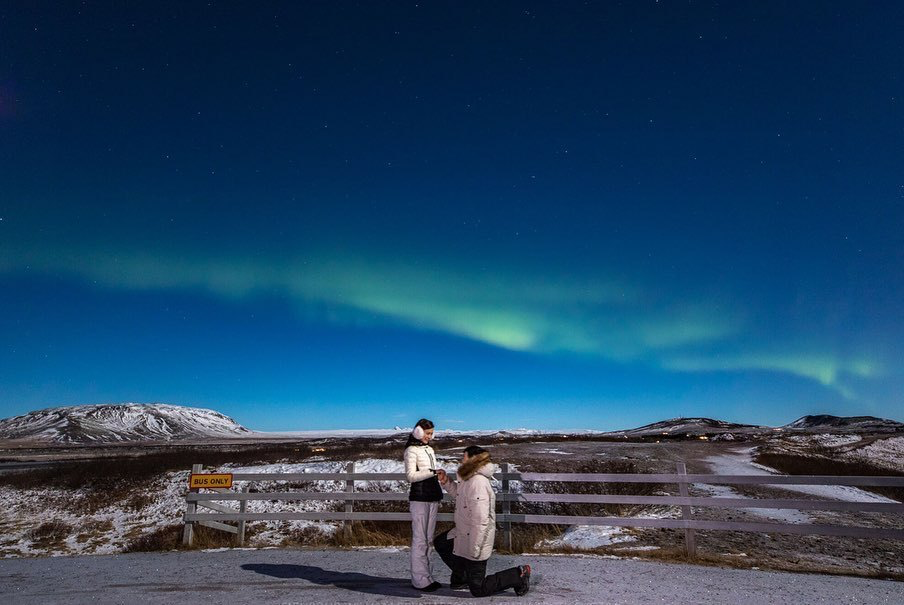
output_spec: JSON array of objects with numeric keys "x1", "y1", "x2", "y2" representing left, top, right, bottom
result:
[{"x1": 2, "y1": 400, "x2": 901, "y2": 434}]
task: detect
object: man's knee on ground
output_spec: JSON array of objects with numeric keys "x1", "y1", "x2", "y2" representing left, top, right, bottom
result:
[{"x1": 468, "y1": 580, "x2": 492, "y2": 598}]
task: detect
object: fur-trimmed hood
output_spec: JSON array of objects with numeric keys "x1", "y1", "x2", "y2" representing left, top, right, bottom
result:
[{"x1": 457, "y1": 451, "x2": 494, "y2": 481}]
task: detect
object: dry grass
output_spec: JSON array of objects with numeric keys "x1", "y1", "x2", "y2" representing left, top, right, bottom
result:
[
  {"x1": 26, "y1": 520, "x2": 72, "y2": 547},
  {"x1": 123, "y1": 492, "x2": 154, "y2": 512},
  {"x1": 502, "y1": 523, "x2": 566, "y2": 554},
  {"x1": 281, "y1": 524, "x2": 333, "y2": 547},
  {"x1": 80, "y1": 518, "x2": 114, "y2": 534},
  {"x1": 123, "y1": 521, "x2": 263, "y2": 552},
  {"x1": 333, "y1": 521, "x2": 414, "y2": 548},
  {"x1": 123, "y1": 523, "x2": 184, "y2": 552},
  {"x1": 74, "y1": 518, "x2": 115, "y2": 546},
  {"x1": 274, "y1": 520, "x2": 567, "y2": 554}
]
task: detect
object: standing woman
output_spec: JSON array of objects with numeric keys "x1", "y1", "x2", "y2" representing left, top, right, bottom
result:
[{"x1": 404, "y1": 418, "x2": 443, "y2": 592}]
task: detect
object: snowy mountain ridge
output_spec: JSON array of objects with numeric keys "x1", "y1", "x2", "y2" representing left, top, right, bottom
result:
[{"x1": 0, "y1": 403, "x2": 252, "y2": 443}]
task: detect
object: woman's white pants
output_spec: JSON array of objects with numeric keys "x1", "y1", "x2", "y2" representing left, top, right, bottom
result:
[{"x1": 409, "y1": 500, "x2": 439, "y2": 588}]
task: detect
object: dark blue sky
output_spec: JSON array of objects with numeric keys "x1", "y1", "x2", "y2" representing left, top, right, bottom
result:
[{"x1": 1, "y1": 2, "x2": 902, "y2": 430}]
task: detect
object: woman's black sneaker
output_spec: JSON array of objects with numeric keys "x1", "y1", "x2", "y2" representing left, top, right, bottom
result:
[
  {"x1": 415, "y1": 581, "x2": 442, "y2": 592},
  {"x1": 515, "y1": 565, "x2": 531, "y2": 596}
]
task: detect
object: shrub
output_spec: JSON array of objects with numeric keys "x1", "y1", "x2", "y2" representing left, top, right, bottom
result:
[
  {"x1": 27, "y1": 520, "x2": 72, "y2": 546},
  {"x1": 123, "y1": 524, "x2": 183, "y2": 552}
]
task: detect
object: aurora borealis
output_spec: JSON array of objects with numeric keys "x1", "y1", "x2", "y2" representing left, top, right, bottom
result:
[{"x1": 1, "y1": 2, "x2": 902, "y2": 430}]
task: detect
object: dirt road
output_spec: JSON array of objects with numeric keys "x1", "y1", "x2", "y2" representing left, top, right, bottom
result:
[{"x1": 1, "y1": 547, "x2": 902, "y2": 604}]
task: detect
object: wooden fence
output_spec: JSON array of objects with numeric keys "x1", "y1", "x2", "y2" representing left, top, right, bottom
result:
[{"x1": 183, "y1": 462, "x2": 904, "y2": 556}]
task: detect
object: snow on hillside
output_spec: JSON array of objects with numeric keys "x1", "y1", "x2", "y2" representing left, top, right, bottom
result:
[
  {"x1": 704, "y1": 447, "x2": 897, "y2": 504},
  {"x1": 846, "y1": 437, "x2": 904, "y2": 473},
  {"x1": 783, "y1": 415, "x2": 904, "y2": 432},
  {"x1": 611, "y1": 417, "x2": 763, "y2": 437},
  {"x1": 0, "y1": 404, "x2": 252, "y2": 443},
  {"x1": 773, "y1": 433, "x2": 903, "y2": 473},
  {"x1": 784, "y1": 434, "x2": 863, "y2": 448}
]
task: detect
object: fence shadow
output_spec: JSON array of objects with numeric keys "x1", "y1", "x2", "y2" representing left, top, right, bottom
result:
[{"x1": 240, "y1": 562, "x2": 468, "y2": 599}]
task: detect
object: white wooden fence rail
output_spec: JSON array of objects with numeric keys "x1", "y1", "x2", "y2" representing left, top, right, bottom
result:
[{"x1": 183, "y1": 462, "x2": 904, "y2": 556}]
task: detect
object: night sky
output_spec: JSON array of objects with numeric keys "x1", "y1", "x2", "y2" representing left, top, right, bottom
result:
[{"x1": 1, "y1": 2, "x2": 902, "y2": 430}]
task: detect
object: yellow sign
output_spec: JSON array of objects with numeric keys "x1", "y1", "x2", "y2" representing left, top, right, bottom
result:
[{"x1": 189, "y1": 473, "x2": 234, "y2": 489}]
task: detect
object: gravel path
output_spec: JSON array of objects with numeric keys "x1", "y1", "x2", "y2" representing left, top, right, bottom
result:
[{"x1": 1, "y1": 547, "x2": 902, "y2": 604}]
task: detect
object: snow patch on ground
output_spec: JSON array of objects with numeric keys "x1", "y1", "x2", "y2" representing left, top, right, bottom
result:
[
  {"x1": 538, "y1": 524, "x2": 637, "y2": 549},
  {"x1": 352, "y1": 546, "x2": 407, "y2": 553},
  {"x1": 691, "y1": 482, "x2": 811, "y2": 524}
]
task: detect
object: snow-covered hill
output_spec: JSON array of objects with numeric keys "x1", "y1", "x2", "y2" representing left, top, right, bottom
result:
[
  {"x1": 606, "y1": 415, "x2": 903, "y2": 438},
  {"x1": 608, "y1": 417, "x2": 764, "y2": 437},
  {"x1": 0, "y1": 404, "x2": 252, "y2": 443},
  {"x1": 783, "y1": 415, "x2": 903, "y2": 433}
]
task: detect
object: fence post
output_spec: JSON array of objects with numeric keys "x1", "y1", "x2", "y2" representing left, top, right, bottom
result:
[
  {"x1": 501, "y1": 462, "x2": 512, "y2": 551},
  {"x1": 676, "y1": 462, "x2": 696, "y2": 558},
  {"x1": 182, "y1": 463, "x2": 202, "y2": 547},
  {"x1": 344, "y1": 461, "x2": 355, "y2": 537},
  {"x1": 236, "y1": 484, "x2": 248, "y2": 547}
]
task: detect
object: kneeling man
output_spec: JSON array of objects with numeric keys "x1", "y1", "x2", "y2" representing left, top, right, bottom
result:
[{"x1": 435, "y1": 446, "x2": 531, "y2": 597}]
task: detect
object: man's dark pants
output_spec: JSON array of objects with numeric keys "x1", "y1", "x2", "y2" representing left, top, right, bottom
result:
[{"x1": 433, "y1": 530, "x2": 523, "y2": 597}]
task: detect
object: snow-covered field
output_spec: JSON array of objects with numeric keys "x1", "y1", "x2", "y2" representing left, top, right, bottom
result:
[
  {"x1": 0, "y1": 457, "x2": 409, "y2": 558},
  {"x1": 0, "y1": 457, "x2": 536, "y2": 558},
  {"x1": 1, "y1": 435, "x2": 901, "y2": 573},
  {"x1": 0, "y1": 467, "x2": 190, "y2": 557}
]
